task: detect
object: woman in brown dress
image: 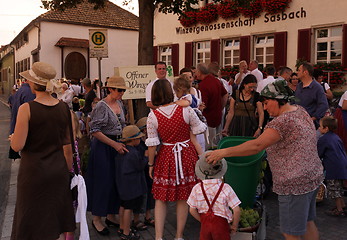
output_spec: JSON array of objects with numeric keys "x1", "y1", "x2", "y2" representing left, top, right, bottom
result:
[{"x1": 10, "y1": 62, "x2": 76, "y2": 240}]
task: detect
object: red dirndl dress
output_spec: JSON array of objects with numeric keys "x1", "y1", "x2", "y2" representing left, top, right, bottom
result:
[{"x1": 152, "y1": 105, "x2": 199, "y2": 201}]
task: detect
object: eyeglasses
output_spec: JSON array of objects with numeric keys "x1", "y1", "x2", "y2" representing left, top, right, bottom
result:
[{"x1": 110, "y1": 88, "x2": 126, "y2": 92}]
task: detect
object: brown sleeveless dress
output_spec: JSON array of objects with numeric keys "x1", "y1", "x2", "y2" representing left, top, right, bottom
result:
[{"x1": 11, "y1": 101, "x2": 75, "y2": 240}]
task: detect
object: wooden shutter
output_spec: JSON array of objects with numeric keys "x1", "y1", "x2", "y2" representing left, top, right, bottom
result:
[
  {"x1": 274, "y1": 32, "x2": 288, "y2": 69},
  {"x1": 210, "y1": 39, "x2": 220, "y2": 63},
  {"x1": 185, "y1": 42, "x2": 193, "y2": 68},
  {"x1": 240, "y1": 36, "x2": 250, "y2": 63},
  {"x1": 153, "y1": 46, "x2": 158, "y2": 65},
  {"x1": 171, "y1": 44, "x2": 179, "y2": 76},
  {"x1": 342, "y1": 24, "x2": 347, "y2": 68},
  {"x1": 297, "y1": 28, "x2": 311, "y2": 62}
]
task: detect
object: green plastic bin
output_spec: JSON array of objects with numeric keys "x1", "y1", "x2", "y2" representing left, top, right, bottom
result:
[{"x1": 218, "y1": 136, "x2": 265, "y2": 208}]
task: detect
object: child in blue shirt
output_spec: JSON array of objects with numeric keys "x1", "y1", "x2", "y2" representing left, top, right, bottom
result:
[
  {"x1": 317, "y1": 116, "x2": 347, "y2": 217},
  {"x1": 115, "y1": 125, "x2": 148, "y2": 239}
]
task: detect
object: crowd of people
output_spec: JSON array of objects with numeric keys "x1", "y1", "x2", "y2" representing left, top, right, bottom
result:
[{"x1": 7, "y1": 58, "x2": 347, "y2": 240}]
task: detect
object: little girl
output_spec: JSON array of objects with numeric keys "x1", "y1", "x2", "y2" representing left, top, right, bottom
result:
[{"x1": 174, "y1": 74, "x2": 206, "y2": 155}]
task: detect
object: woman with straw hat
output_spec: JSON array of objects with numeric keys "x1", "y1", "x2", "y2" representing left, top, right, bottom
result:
[
  {"x1": 86, "y1": 76, "x2": 129, "y2": 235},
  {"x1": 9, "y1": 62, "x2": 75, "y2": 240}
]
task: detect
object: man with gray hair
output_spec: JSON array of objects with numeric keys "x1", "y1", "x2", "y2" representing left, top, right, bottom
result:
[
  {"x1": 196, "y1": 63, "x2": 228, "y2": 150},
  {"x1": 249, "y1": 60, "x2": 263, "y2": 83},
  {"x1": 277, "y1": 66, "x2": 293, "y2": 82},
  {"x1": 58, "y1": 82, "x2": 74, "y2": 108}
]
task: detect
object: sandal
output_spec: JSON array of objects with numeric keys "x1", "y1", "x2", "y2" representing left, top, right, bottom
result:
[
  {"x1": 120, "y1": 232, "x2": 140, "y2": 240},
  {"x1": 132, "y1": 220, "x2": 147, "y2": 231},
  {"x1": 144, "y1": 217, "x2": 155, "y2": 227},
  {"x1": 325, "y1": 208, "x2": 346, "y2": 217}
]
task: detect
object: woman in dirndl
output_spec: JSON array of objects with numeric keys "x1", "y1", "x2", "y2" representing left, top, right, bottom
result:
[
  {"x1": 146, "y1": 79, "x2": 207, "y2": 240},
  {"x1": 86, "y1": 76, "x2": 129, "y2": 235}
]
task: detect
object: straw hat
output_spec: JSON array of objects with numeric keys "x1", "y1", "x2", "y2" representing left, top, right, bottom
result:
[
  {"x1": 19, "y1": 62, "x2": 56, "y2": 86},
  {"x1": 136, "y1": 117, "x2": 148, "y2": 130},
  {"x1": 195, "y1": 151, "x2": 227, "y2": 180},
  {"x1": 103, "y1": 76, "x2": 130, "y2": 89},
  {"x1": 120, "y1": 125, "x2": 144, "y2": 142}
]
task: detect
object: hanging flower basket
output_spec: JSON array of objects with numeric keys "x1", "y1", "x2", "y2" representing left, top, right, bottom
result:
[
  {"x1": 217, "y1": 1, "x2": 239, "y2": 20},
  {"x1": 239, "y1": 0, "x2": 263, "y2": 18},
  {"x1": 196, "y1": 3, "x2": 218, "y2": 24},
  {"x1": 179, "y1": 11, "x2": 198, "y2": 27},
  {"x1": 261, "y1": 0, "x2": 292, "y2": 14}
]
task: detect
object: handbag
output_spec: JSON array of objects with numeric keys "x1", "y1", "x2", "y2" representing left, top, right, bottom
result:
[{"x1": 66, "y1": 103, "x2": 80, "y2": 201}]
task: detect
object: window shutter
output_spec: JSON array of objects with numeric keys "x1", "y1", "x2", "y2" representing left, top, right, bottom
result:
[
  {"x1": 185, "y1": 42, "x2": 193, "y2": 68},
  {"x1": 171, "y1": 44, "x2": 179, "y2": 76},
  {"x1": 342, "y1": 24, "x2": 347, "y2": 68},
  {"x1": 240, "y1": 36, "x2": 250, "y2": 63},
  {"x1": 297, "y1": 29, "x2": 311, "y2": 62},
  {"x1": 210, "y1": 39, "x2": 220, "y2": 63},
  {"x1": 153, "y1": 46, "x2": 158, "y2": 65},
  {"x1": 274, "y1": 32, "x2": 287, "y2": 70}
]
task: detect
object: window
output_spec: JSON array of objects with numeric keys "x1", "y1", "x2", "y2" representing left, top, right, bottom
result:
[
  {"x1": 222, "y1": 39, "x2": 240, "y2": 67},
  {"x1": 254, "y1": 35, "x2": 274, "y2": 67},
  {"x1": 315, "y1": 26, "x2": 342, "y2": 63},
  {"x1": 159, "y1": 46, "x2": 172, "y2": 66},
  {"x1": 195, "y1": 41, "x2": 210, "y2": 65}
]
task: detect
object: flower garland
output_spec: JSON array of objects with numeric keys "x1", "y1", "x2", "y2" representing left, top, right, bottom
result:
[
  {"x1": 179, "y1": 0, "x2": 291, "y2": 26},
  {"x1": 217, "y1": 1, "x2": 239, "y2": 20},
  {"x1": 261, "y1": 0, "x2": 292, "y2": 14},
  {"x1": 196, "y1": 3, "x2": 218, "y2": 24},
  {"x1": 239, "y1": 0, "x2": 263, "y2": 18},
  {"x1": 179, "y1": 11, "x2": 198, "y2": 27}
]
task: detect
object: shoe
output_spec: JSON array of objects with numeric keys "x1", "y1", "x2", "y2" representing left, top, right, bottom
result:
[
  {"x1": 144, "y1": 217, "x2": 155, "y2": 227},
  {"x1": 105, "y1": 218, "x2": 120, "y2": 228},
  {"x1": 325, "y1": 208, "x2": 346, "y2": 217},
  {"x1": 92, "y1": 221, "x2": 110, "y2": 235},
  {"x1": 120, "y1": 232, "x2": 140, "y2": 240},
  {"x1": 132, "y1": 220, "x2": 148, "y2": 231}
]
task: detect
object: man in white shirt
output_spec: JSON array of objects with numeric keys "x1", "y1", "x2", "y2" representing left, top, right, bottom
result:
[
  {"x1": 249, "y1": 60, "x2": 264, "y2": 83},
  {"x1": 59, "y1": 82, "x2": 74, "y2": 108},
  {"x1": 256, "y1": 66, "x2": 276, "y2": 93},
  {"x1": 234, "y1": 60, "x2": 250, "y2": 86},
  {"x1": 145, "y1": 62, "x2": 168, "y2": 109}
]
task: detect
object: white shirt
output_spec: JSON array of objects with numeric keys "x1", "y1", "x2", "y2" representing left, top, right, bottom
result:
[
  {"x1": 235, "y1": 71, "x2": 250, "y2": 86},
  {"x1": 219, "y1": 78, "x2": 232, "y2": 96},
  {"x1": 257, "y1": 76, "x2": 276, "y2": 93},
  {"x1": 145, "y1": 104, "x2": 207, "y2": 146},
  {"x1": 145, "y1": 78, "x2": 173, "y2": 103},
  {"x1": 250, "y1": 68, "x2": 264, "y2": 83},
  {"x1": 58, "y1": 89, "x2": 74, "y2": 108},
  {"x1": 338, "y1": 91, "x2": 347, "y2": 107},
  {"x1": 70, "y1": 84, "x2": 82, "y2": 96}
]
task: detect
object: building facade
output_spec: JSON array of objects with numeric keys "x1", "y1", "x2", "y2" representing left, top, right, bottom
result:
[
  {"x1": 0, "y1": 45, "x2": 15, "y2": 96},
  {"x1": 10, "y1": 0, "x2": 138, "y2": 89},
  {"x1": 153, "y1": 0, "x2": 347, "y2": 76}
]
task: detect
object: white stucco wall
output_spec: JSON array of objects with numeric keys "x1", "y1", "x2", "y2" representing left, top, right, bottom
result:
[
  {"x1": 154, "y1": 0, "x2": 347, "y2": 70},
  {"x1": 14, "y1": 26, "x2": 39, "y2": 64},
  {"x1": 39, "y1": 22, "x2": 138, "y2": 81}
]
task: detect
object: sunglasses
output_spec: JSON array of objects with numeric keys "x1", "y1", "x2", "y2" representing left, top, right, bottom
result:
[{"x1": 110, "y1": 88, "x2": 126, "y2": 92}]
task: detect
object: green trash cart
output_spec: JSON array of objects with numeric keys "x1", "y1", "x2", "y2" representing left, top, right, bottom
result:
[{"x1": 218, "y1": 136, "x2": 265, "y2": 208}]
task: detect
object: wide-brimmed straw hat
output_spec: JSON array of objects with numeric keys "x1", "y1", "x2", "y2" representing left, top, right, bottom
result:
[
  {"x1": 103, "y1": 76, "x2": 130, "y2": 89},
  {"x1": 195, "y1": 151, "x2": 227, "y2": 180},
  {"x1": 19, "y1": 62, "x2": 56, "y2": 86},
  {"x1": 136, "y1": 117, "x2": 148, "y2": 130},
  {"x1": 120, "y1": 125, "x2": 144, "y2": 142}
]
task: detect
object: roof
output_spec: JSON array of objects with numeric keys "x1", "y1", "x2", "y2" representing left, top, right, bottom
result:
[
  {"x1": 55, "y1": 37, "x2": 89, "y2": 48},
  {"x1": 11, "y1": 0, "x2": 138, "y2": 45},
  {"x1": 38, "y1": 0, "x2": 139, "y2": 31}
]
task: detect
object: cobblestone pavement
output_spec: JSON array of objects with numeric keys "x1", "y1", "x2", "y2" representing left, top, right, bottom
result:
[{"x1": 1, "y1": 95, "x2": 347, "y2": 240}]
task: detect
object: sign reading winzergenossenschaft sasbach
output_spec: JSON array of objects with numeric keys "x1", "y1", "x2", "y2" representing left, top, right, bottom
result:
[{"x1": 89, "y1": 29, "x2": 108, "y2": 58}]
